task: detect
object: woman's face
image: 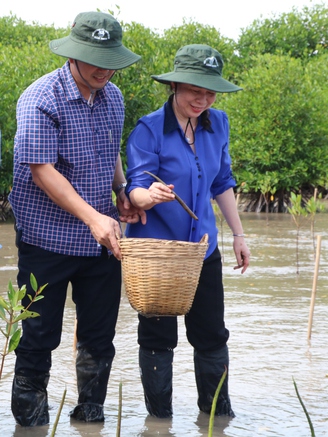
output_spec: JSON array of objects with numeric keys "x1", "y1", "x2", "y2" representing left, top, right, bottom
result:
[{"x1": 173, "y1": 83, "x2": 217, "y2": 120}]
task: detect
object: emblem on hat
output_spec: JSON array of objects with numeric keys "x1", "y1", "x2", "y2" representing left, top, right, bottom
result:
[
  {"x1": 92, "y1": 29, "x2": 110, "y2": 41},
  {"x1": 204, "y1": 57, "x2": 219, "y2": 68}
]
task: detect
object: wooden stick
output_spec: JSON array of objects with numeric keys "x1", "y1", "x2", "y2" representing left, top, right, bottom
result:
[
  {"x1": 73, "y1": 318, "x2": 77, "y2": 350},
  {"x1": 307, "y1": 234, "x2": 322, "y2": 340},
  {"x1": 143, "y1": 171, "x2": 198, "y2": 220}
]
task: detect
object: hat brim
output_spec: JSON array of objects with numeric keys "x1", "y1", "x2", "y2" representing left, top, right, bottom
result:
[
  {"x1": 49, "y1": 36, "x2": 141, "y2": 70},
  {"x1": 151, "y1": 72, "x2": 242, "y2": 93}
]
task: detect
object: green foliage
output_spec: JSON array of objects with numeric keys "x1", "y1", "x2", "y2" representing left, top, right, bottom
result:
[
  {"x1": 0, "y1": 15, "x2": 68, "y2": 48},
  {"x1": 222, "y1": 53, "x2": 328, "y2": 196},
  {"x1": 1, "y1": 5, "x2": 328, "y2": 208},
  {"x1": 237, "y1": 4, "x2": 328, "y2": 62},
  {"x1": 0, "y1": 16, "x2": 65, "y2": 196},
  {"x1": 0, "y1": 273, "x2": 47, "y2": 379},
  {"x1": 288, "y1": 192, "x2": 308, "y2": 223}
]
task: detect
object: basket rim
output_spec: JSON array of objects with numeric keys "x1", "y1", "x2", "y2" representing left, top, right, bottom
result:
[{"x1": 119, "y1": 234, "x2": 208, "y2": 246}]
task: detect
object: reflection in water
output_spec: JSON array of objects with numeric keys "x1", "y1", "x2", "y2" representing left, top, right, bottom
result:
[{"x1": 0, "y1": 213, "x2": 328, "y2": 436}]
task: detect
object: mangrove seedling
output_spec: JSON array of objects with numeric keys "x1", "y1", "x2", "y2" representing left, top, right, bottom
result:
[
  {"x1": 208, "y1": 367, "x2": 227, "y2": 437},
  {"x1": 0, "y1": 273, "x2": 47, "y2": 380},
  {"x1": 287, "y1": 192, "x2": 308, "y2": 274},
  {"x1": 293, "y1": 377, "x2": 316, "y2": 437},
  {"x1": 305, "y1": 192, "x2": 326, "y2": 260},
  {"x1": 50, "y1": 388, "x2": 67, "y2": 437}
]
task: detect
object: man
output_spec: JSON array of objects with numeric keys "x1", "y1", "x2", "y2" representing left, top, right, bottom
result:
[{"x1": 9, "y1": 11, "x2": 145, "y2": 426}]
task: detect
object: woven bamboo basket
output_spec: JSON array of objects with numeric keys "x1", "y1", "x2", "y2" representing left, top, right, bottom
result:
[{"x1": 119, "y1": 234, "x2": 208, "y2": 317}]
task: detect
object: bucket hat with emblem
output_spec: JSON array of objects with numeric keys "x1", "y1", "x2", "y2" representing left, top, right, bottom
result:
[
  {"x1": 151, "y1": 44, "x2": 241, "y2": 93},
  {"x1": 49, "y1": 11, "x2": 141, "y2": 70}
]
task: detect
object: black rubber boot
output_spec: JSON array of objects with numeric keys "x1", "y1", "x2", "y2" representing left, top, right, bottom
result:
[
  {"x1": 194, "y1": 345, "x2": 235, "y2": 417},
  {"x1": 11, "y1": 374, "x2": 50, "y2": 426},
  {"x1": 139, "y1": 347, "x2": 173, "y2": 418},
  {"x1": 69, "y1": 348, "x2": 112, "y2": 422}
]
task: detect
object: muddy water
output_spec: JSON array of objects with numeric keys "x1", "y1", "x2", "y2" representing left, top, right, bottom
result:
[{"x1": 0, "y1": 212, "x2": 327, "y2": 437}]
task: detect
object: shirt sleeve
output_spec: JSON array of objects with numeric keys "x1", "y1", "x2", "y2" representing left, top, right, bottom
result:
[
  {"x1": 125, "y1": 118, "x2": 162, "y2": 193},
  {"x1": 210, "y1": 111, "x2": 236, "y2": 197},
  {"x1": 15, "y1": 89, "x2": 59, "y2": 165}
]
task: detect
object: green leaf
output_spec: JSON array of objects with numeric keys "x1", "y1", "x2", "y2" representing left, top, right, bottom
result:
[
  {"x1": 8, "y1": 329, "x2": 21, "y2": 353},
  {"x1": 37, "y1": 284, "x2": 48, "y2": 295},
  {"x1": 17, "y1": 284, "x2": 27, "y2": 301},
  {"x1": 0, "y1": 296, "x2": 9, "y2": 310},
  {"x1": 0, "y1": 305, "x2": 6, "y2": 320},
  {"x1": 33, "y1": 295, "x2": 45, "y2": 302},
  {"x1": 30, "y1": 273, "x2": 38, "y2": 293},
  {"x1": 9, "y1": 322, "x2": 19, "y2": 335},
  {"x1": 7, "y1": 280, "x2": 16, "y2": 303},
  {"x1": 14, "y1": 310, "x2": 40, "y2": 323}
]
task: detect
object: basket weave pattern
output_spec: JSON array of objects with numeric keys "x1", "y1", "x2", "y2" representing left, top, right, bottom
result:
[{"x1": 119, "y1": 235, "x2": 208, "y2": 317}]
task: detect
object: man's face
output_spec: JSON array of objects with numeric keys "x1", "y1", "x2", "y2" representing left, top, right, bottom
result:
[{"x1": 69, "y1": 59, "x2": 115, "y2": 97}]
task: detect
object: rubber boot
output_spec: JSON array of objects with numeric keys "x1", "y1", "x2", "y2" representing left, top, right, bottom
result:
[
  {"x1": 194, "y1": 345, "x2": 235, "y2": 417},
  {"x1": 11, "y1": 373, "x2": 50, "y2": 426},
  {"x1": 69, "y1": 348, "x2": 111, "y2": 422},
  {"x1": 139, "y1": 347, "x2": 173, "y2": 418}
]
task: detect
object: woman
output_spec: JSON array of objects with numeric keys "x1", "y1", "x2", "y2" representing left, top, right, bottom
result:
[{"x1": 125, "y1": 44, "x2": 250, "y2": 418}]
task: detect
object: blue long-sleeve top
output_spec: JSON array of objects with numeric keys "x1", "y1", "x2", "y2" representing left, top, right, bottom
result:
[{"x1": 125, "y1": 98, "x2": 236, "y2": 259}]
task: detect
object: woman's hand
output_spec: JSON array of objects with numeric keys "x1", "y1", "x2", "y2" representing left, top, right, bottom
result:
[
  {"x1": 232, "y1": 237, "x2": 250, "y2": 274},
  {"x1": 148, "y1": 182, "x2": 175, "y2": 204}
]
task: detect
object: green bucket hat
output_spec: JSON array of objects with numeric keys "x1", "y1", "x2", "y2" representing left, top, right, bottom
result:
[
  {"x1": 49, "y1": 11, "x2": 141, "y2": 70},
  {"x1": 152, "y1": 44, "x2": 241, "y2": 93}
]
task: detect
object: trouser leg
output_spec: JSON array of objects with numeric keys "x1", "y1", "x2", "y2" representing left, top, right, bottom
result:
[
  {"x1": 70, "y1": 252, "x2": 121, "y2": 422},
  {"x1": 185, "y1": 247, "x2": 234, "y2": 416},
  {"x1": 139, "y1": 347, "x2": 174, "y2": 418},
  {"x1": 194, "y1": 345, "x2": 234, "y2": 416},
  {"x1": 69, "y1": 348, "x2": 112, "y2": 422},
  {"x1": 138, "y1": 315, "x2": 177, "y2": 418}
]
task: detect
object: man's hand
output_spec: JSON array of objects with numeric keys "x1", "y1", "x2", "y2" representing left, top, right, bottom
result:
[
  {"x1": 88, "y1": 213, "x2": 122, "y2": 259},
  {"x1": 116, "y1": 191, "x2": 147, "y2": 224}
]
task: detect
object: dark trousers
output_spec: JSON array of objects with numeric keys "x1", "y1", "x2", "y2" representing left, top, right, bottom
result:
[
  {"x1": 138, "y1": 247, "x2": 229, "y2": 351},
  {"x1": 14, "y1": 242, "x2": 121, "y2": 376}
]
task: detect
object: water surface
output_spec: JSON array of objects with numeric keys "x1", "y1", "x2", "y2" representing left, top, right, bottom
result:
[{"x1": 0, "y1": 212, "x2": 327, "y2": 436}]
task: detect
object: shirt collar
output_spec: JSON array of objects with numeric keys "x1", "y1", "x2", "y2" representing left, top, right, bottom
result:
[{"x1": 163, "y1": 98, "x2": 214, "y2": 135}]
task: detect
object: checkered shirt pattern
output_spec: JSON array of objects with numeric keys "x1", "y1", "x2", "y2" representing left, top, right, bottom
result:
[{"x1": 9, "y1": 61, "x2": 124, "y2": 256}]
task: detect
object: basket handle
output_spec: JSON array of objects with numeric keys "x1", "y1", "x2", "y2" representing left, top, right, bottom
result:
[
  {"x1": 200, "y1": 234, "x2": 209, "y2": 244},
  {"x1": 144, "y1": 171, "x2": 198, "y2": 221}
]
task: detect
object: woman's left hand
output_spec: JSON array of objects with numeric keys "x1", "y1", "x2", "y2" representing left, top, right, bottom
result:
[{"x1": 233, "y1": 238, "x2": 250, "y2": 274}]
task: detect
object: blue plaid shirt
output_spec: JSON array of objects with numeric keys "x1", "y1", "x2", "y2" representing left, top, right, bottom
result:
[{"x1": 9, "y1": 61, "x2": 123, "y2": 256}]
